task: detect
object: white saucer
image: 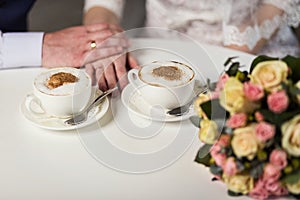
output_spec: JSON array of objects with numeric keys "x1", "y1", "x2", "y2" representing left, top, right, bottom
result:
[
  {"x1": 20, "y1": 88, "x2": 109, "y2": 131},
  {"x1": 121, "y1": 84, "x2": 194, "y2": 122}
]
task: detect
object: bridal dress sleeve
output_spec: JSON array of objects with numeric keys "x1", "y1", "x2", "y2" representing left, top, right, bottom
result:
[
  {"x1": 223, "y1": 0, "x2": 300, "y2": 56},
  {"x1": 0, "y1": 31, "x2": 44, "y2": 69}
]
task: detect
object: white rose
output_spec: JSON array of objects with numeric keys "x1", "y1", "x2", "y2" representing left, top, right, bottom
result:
[
  {"x1": 231, "y1": 125, "x2": 259, "y2": 160},
  {"x1": 281, "y1": 115, "x2": 300, "y2": 156},
  {"x1": 250, "y1": 60, "x2": 288, "y2": 92},
  {"x1": 223, "y1": 174, "x2": 254, "y2": 194},
  {"x1": 199, "y1": 119, "x2": 218, "y2": 144},
  {"x1": 194, "y1": 93, "x2": 210, "y2": 119},
  {"x1": 295, "y1": 81, "x2": 300, "y2": 105},
  {"x1": 287, "y1": 179, "x2": 300, "y2": 194},
  {"x1": 219, "y1": 78, "x2": 259, "y2": 114}
]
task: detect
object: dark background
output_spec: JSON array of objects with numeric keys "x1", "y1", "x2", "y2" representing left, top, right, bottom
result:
[{"x1": 28, "y1": 0, "x2": 146, "y2": 32}]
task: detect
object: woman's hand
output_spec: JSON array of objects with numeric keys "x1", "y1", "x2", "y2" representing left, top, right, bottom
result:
[{"x1": 85, "y1": 52, "x2": 139, "y2": 91}]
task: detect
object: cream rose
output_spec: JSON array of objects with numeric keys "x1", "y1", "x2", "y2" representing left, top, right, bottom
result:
[
  {"x1": 231, "y1": 125, "x2": 259, "y2": 160},
  {"x1": 281, "y1": 115, "x2": 300, "y2": 156},
  {"x1": 219, "y1": 78, "x2": 259, "y2": 114},
  {"x1": 223, "y1": 174, "x2": 254, "y2": 194},
  {"x1": 194, "y1": 93, "x2": 210, "y2": 119},
  {"x1": 250, "y1": 60, "x2": 288, "y2": 92},
  {"x1": 287, "y1": 179, "x2": 300, "y2": 194},
  {"x1": 199, "y1": 119, "x2": 218, "y2": 144},
  {"x1": 295, "y1": 81, "x2": 300, "y2": 105}
]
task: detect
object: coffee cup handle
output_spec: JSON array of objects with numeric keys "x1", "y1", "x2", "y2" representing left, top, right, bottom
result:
[
  {"x1": 25, "y1": 94, "x2": 48, "y2": 118},
  {"x1": 127, "y1": 69, "x2": 140, "y2": 89}
]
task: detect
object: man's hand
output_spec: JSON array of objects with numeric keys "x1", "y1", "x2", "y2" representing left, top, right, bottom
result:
[{"x1": 42, "y1": 23, "x2": 126, "y2": 68}]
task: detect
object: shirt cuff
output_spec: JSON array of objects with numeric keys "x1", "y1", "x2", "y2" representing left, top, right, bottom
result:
[{"x1": 2, "y1": 32, "x2": 44, "y2": 68}]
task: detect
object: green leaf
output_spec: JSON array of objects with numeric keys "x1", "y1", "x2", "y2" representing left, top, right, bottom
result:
[
  {"x1": 265, "y1": 138, "x2": 275, "y2": 148},
  {"x1": 224, "y1": 56, "x2": 238, "y2": 67},
  {"x1": 194, "y1": 144, "x2": 212, "y2": 167},
  {"x1": 200, "y1": 99, "x2": 227, "y2": 120},
  {"x1": 250, "y1": 163, "x2": 265, "y2": 179},
  {"x1": 189, "y1": 116, "x2": 201, "y2": 128},
  {"x1": 227, "y1": 62, "x2": 240, "y2": 76},
  {"x1": 196, "y1": 144, "x2": 213, "y2": 159},
  {"x1": 290, "y1": 86, "x2": 300, "y2": 96},
  {"x1": 250, "y1": 55, "x2": 279, "y2": 73},
  {"x1": 236, "y1": 160, "x2": 245, "y2": 172},
  {"x1": 281, "y1": 169, "x2": 300, "y2": 184},
  {"x1": 223, "y1": 127, "x2": 233, "y2": 135},
  {"x1": 227, "y1": 190, "x2": 243, "y2": 197},
  {"x1": 210, "y1": 164, "x2": 223, "y2": 176},
  {"x1": 260, "y1": 109, "x2": 300, "y2": 125},
  {"x1": 282, "y1": 55, "x2": 300, "y2": 82}
]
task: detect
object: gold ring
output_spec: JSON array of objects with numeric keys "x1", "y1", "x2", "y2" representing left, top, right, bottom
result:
[{"x1": 90, "y1": 41, "x2": 97, "y2": 49}]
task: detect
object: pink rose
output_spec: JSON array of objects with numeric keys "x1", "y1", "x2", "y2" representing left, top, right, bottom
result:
[
  {"x1": 243, "y1": 82, "x2": 264, "y2": 101},
  {"x1": 211, "y1": 143, "x2": 221, "y2": 155},
  {"x1": 211, "y1": 147, "x2": 227, "y2": 167},
  {"x1": 263, "y1": 164, "x2": 281, "y2": 182},
  {"x1": 226, "y1": 113, "x2": 247, "y2": 128},
  {"x1": 255, "y1": 122, "x2": 275, "y2": 142},
  {"x1": 255, "y1": 111, "x2": 264, "y2": 122},
  {"x1": 267, "y1": 90, "x2": 289, "y2": 113},
  {"x1": 210, "y1": 135, "x2": 231, "y2": 167},
  {"x1": 249, "y1": 179, "x2": 269, "y2": 200},
  {"x1": 272, "y1": 185, "x2": 288, "y2": 196},
  {"x1": 217, "y1": 134, "x2": 231, "y2": 147},
  {"x1": 249, "y1": 188, "x2": 269, "y2": 200},
  {"x1": 216, "y1": 73, "x2": 229, "y2": 91},
  {"x1": 265, "y1": 181, "x2": 281, "y2": 193},
  {"x1": 265, "y1": 180, "x2": 288, "y2": 196},
  {"x1": 223, "y1": 157, "x2": 237, "y2": 176},
  {"x1": 269, "y1": 149, "x2": 288, "y2": 170}
]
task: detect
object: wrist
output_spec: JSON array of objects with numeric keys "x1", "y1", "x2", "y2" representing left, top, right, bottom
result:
[{"x1": 84, "y1": 6, "x2": 119, "y2": 25}]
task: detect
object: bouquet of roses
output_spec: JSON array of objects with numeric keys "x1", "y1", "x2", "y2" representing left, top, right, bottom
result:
[{"x1": 192, "y1": 55, "x2": 300, "y2": 200}]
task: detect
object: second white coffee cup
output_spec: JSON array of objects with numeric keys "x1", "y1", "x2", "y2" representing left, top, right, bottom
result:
[{"x1": 128, "y1": 61, "x2": 195, "y2": 109}]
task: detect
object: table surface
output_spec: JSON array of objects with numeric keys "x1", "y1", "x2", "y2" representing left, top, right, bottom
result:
[{"x1": 0, "y1": 39, "x2": 259, "y2": 200}]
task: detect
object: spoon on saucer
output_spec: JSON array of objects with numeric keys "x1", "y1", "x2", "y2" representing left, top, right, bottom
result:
[
  {"x1": 64, "y1": 86, "x2": 118, "y2": 125},
  {"x1": 166, "y1": 87, "x2": 209, "y2": 116}
]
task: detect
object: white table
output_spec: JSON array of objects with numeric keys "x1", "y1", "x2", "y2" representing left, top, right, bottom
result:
[{"x1": 0, "y1": 39, "x2": 255, "y2": 200}]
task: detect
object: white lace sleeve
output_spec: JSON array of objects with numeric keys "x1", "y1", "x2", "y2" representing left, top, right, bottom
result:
[
  {"x1": 263, "y1": 0, "x2": 300, "y2": 27},
  {"x1": 223, "y1": 0, "x2": 300, "y2": 51},
  {"x1": 84, "y1": 0, "x2": 125, "y2": 19}
]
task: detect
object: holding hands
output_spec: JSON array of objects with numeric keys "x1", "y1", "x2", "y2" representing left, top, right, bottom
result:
[{"x1": 42, "y1": 23, "x2": 139, "y2": 91}]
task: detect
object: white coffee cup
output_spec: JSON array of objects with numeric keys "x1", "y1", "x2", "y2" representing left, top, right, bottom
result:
[
  {"x1": 28, "y1": 68, "x2": 92, "y2": 118},
  {"x1": 128, "y1": 61, "x2": 195, "y2": 109}
]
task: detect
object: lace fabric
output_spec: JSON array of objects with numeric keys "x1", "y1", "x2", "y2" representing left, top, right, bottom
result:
[
  {"x1": 223, "y1": 0, "x2": 300, "y2": 52},
  {"x1": 263, "y1": 0, "x2": 300, "y2": 27},
  {"x1": 223, "y1": 15, "x2": 282, "y2": 50},
  {"x1": 146, "y1": 0, "x2": 300, "y2": 57},
  {"x1": 84, "y1": 0, "x2": 300, "y2": 57}
]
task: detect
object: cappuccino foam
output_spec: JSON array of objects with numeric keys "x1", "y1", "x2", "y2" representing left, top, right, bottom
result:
[
  {"x1": 34, "y1": 68, "x2": 90, "y2": 96},
  {"x1": 140, "y1": 63, "x2": 194, "y2": 87}
]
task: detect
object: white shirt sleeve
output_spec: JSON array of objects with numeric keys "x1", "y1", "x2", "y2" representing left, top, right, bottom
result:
[
  {"x1": 84, "y1": 0, "x2": 125, "y2": 19},
  {"x1": 0, "y1": 32, "x2": 44, "y2": 69}
]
